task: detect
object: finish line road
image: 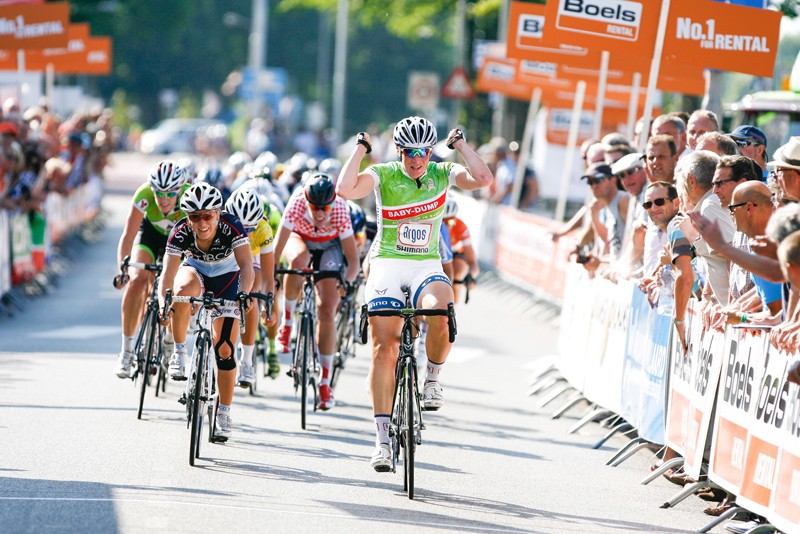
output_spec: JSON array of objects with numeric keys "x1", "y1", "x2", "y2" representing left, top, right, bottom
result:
[{"x1": 0, "y1": 153, "x2": 719, "y2": 533}]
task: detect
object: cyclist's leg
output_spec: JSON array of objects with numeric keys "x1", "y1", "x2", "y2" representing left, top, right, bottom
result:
[
  {"x1": 116, "y1": 245, "x2": 155, "y2": 377},
  {"x1": 168, "y1": 266, "x2": 202, "y2": 380},
  {"x1": 312, "y1": 242, "x2": 343, "y2": 409},
  {"x1": 238, "y1": 264, "x2": 261, "y2": 386},
  {"x1": 278, "y1": 234, "x2": 310, "y2": 351}
]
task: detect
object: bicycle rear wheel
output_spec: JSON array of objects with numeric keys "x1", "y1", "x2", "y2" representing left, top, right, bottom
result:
[
  {"x1": 137, "y1": 308, "x2": 158, "y2": 419},
  {"x1": 403, "y1": 359, "x2": 416, "y2": 499},
  {"x1": 330, "y1": 299, "x2": 352, "y2": 390},
  {"x1": 190, "y1": 340, "x2": 207, "y2": 466}
]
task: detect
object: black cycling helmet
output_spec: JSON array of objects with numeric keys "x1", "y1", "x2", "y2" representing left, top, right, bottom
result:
[{"x1": 303, "y1": 172, "x2": 336, "y2": 207}]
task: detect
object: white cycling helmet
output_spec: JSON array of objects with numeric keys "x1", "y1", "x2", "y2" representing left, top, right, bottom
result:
[
  {"x1": 180, "y1": 182, "x2": 223, "y2": 213},
  {"x1": 240, "y1": 177, "x2": 274, "y2": 200},
  {"x1": 225, "y1": 187, "x2": 264, "y2": 227},
  {"x1": 148, "y1": 159, "x2": 185, "y2": 191},
  {"x1": 443, "y1": 199, "x2": 458, "y2": 219},
  {"x1": 393, "y1": 116, "x2": 437, "y2": 149}
]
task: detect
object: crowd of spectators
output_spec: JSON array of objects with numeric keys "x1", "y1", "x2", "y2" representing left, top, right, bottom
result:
[
  {"x1": 0, "y1": 97, "x2": 116, "y2": 219},
  {"x1": 551, "y1": 110, "x2": 800, "y2": 521}
]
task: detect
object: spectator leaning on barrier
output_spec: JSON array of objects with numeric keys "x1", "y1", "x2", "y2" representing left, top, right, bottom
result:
[
  {"x1": 676, "y1": 150, "x2": 734, "y2": 306},
  {"x1": 776, "y1": 232, "x2": 800, "y2": 384},
  {"x1": 695, "y1": 131, "x2": 739, "y2": 157},
  {"x1": 583, "y1": 162, "x2": 629, "y2": 261},
  {"x1": 612, "y1": 152, "x2": 647, "y2": 274},
  {"x1": 729, "y1": 125, "x2": 768, "y2": 179},
  {"x1": 666, "y1": 184, "x2": 697, "y2": 351},
  {"x1": 639, "y1": 182, "x2": 680, "y2": 302},
  {"x1": 645, "y1": 134, "x2": 678, "y2": 183},
  {"x1": 686, "y1": 109, "x2": 719, "y2": 151}
]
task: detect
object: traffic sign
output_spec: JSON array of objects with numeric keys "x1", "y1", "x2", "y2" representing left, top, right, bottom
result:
[
  {"x1": 407, "y1": 71, "x2": 439, "y2": 111},
  {"x1": 441, "y1": 66, "x2": 475, "y2": 100}
]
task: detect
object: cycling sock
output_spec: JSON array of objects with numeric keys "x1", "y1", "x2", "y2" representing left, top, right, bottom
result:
[
  {"x1": 241, "y1": 344, "x2": 254, "y2": 366},
  {"x1": 174, "y1": 342, "x2": 187, "y2": 354},
  {"x1": 319, "y1": 353, "x2": 333, "y2": 385},
  {"x1": 122, "y1": 335, "x2": 135, "y2": 353},
  {"x1": 374, "y1": 414, "x2": 390, "y2": 446},
  {"x1": 425, "y1": 360, "x2": 443, "y2": 383},
  {"x1": 281, "y1": 299, "x2": 297, "y2": 327},
  {"x1": 218, "y1": 403, "x2": 230, "y2": 414},
  {"x1": 163, "y1": 331, "x2": 174, "y2": 344}
]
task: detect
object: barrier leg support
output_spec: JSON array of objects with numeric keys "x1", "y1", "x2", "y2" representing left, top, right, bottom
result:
[
  {"x1": 592, "y1": 422, "x2": 633, "y2": 449},
  {"x1": 568, "y1": 408, "x2": 611, "y2": 434},
  {"x1": 536, "y1": 384, "x2": 573, "y2": 408},
  {"x1": 527, "y1": 376, "x2": 565, "y2": 397},
  {"x1": 640, "y1": 457, "x2": 684, "y2": 485},
  {"x1": 744, "y1": 525, "x2": 780, "y2": 534},
  {"x1": 526, "y1": 361, "x2": 556, "y2": 383},
  {"x1": 698, "y1": 504, "x2": 744, "y2": 533},
  {"x1": 551, "y1": 393, "x2": 588, "y2": 419},
  {"x1": 660, "y1": 480, "x2": 707, "y2": 508},
  {"x1": 605, "y1": 437, "x2": 647, "y2": 466}
]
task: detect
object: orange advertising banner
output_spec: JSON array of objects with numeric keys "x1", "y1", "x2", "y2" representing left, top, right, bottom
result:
[
  {"x1": 540, "y1": 0, "x2": 662, "y2": 56},
  {"x1": 476, "y1": 57, "x2": 534, "y2": 101},
  {"x1": 4, "y1": 24, "x2": 114, "y2": 75},
  {"x1": 663, "y1": 0, "x2": 781, "y2": 78},
  {"x1": 0, "y1": 1, "x2": 69, "y2": 50}
]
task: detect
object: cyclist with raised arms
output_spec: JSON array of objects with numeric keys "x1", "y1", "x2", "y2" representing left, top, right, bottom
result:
[
  {"x1": 159, "y1": 182, "x2": 254, "y2": 440},
  {"x1": 113, "y1": 160, "x2": 189, "y2": 378},
  {"x1": 336, "y1": 116, "x2": 493, "y2": 471},
  {"x1": 272, "y1": 172, "x2": 360, "y2": 411},
  {"x1": 224, "y1": 187, "x2": 277, "y2": 388}
]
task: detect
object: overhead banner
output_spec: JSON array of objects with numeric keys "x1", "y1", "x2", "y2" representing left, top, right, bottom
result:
[
  {"x1": 663, "y1": 0, "x2": 781, "y2": 78},
  {"x1": 0, "y1": 1, "x2": 68, "y2": 50}
]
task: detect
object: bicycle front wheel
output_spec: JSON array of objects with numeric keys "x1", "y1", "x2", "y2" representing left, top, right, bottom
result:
[
  {"x1": 190, "y1": 339, "x2": 207, "y2": 466},
  {"x1": 298, "y1": 315, "x2": 311, "y2": 430},
  {"x1": 404, "y1": 359, "x2": 416, "y2": 499},
  {"x1": 137, "y1": 308, "x2": 158, "y2": 419}
]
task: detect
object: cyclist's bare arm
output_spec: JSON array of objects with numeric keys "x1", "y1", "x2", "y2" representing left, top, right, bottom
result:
[
  {"x1": 337, "y1": 136, "x2": 375, "y2": 200},
  {"x1": 341, "y1": 234, "x2": 360, "y2": 283},
  {"x1": 158, "y1": 253, "x2": 182, "y2": 311},
  {"x1": 449, "y1": 133, "x2": 493, "y2": 191},
  {"x1": 463, "y1": 244, "x2": 479, "y2": 278},
  {"x1": 272, "y1": 224, "x2": 292, "y2": 269},
  {"x1": 117, "y1": 204, "x2": 145, "y2": 267},
  {"x1": 260, "y1": 250, "x2": 276, "y2": 295},
  {"x1": 234, "y1": 243, "x2": 255, "y2": 295}
]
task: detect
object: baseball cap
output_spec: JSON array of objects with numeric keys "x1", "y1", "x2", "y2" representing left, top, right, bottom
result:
[
  {"x1": 729, "y1": 125, "x2": 767, "y2": 145},
  {"x1": 580, "y1": 163, "x2": 614, "y2": 181},
  {"x1": 611, "y1": 152, "x2": 644, "y2": 175}
]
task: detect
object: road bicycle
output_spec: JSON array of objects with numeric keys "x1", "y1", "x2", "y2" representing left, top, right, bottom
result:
[
  {"x1": 360, "y1": 289, "x2": 457, "y2": 499},
  {"x1": 114, "y1": 257, "x2": 168, "y2": 420},
  {"x1": 276, "y1": 267, "x2": 340, "y2": 430},
  {"x1": 164, "y1": 290, "x2": 269, "y2": 466},
  {"x1": 453, "y1": 273, "x2": 474, "y2": 304},
  {"x1": 330, "y1": 273, "x2": 363, "y2": 390},
  {"x1": 240, "y1": 293, "x2": 275, "y2": 395}
]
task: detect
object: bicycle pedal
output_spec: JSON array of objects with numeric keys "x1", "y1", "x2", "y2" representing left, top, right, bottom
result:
[
  {"x1": 178, "y1": 394, "x2": 187, "y2": 406},
  {"x1": 211, "y1": 436, "x2": 228, "y2": 443}
]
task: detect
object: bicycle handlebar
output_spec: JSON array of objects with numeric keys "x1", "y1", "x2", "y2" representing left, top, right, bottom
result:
[
  {"x1": 113, "y1": 256, "x2": 163, "y2": 288},
  {"x1": 162, "y1": 289, "x2": 246, "y2": 335},
  {"x1": 361, "y1": 303, "x2": 457, "y2": 343},
  {"x1": 248, "y1": 291, "x2": 274, "y2": 321},
  {"x1": 276, "y1": 268, "x2": 342, "y2": 279},
  {"x1": 453, "y1": 273, "x2": 475, "y2": 304}
]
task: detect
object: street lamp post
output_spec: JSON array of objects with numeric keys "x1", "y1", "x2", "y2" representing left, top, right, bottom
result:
[{"x1": 248, "y1": 0, "x2": 268, "y2": 119}]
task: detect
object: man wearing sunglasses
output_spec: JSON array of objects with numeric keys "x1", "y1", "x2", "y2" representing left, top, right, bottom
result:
[
  {"x1": 583, "y1": 163, "x2": 629, "y2": 260},
  {"x1": 271, "y1": 172, "x2": 360, "y2": 411},
  {"x1": 336, "y1": 116, "x2": 492, "y2": 471},
  {"x1": 113, "y1": 159, "x2": 189, "y2": 379},
  {"x1": 159, "y1": 182, "x2": 254, "y2": 441},
  {"x1": 728, "y1": 125, "x2": 768, "y2": 179}
]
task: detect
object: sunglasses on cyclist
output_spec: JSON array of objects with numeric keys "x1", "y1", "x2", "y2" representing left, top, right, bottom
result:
[
  {"x1": 309, "y1": 203, "x2": 333, "y2": 212},
  {"x1": 188, "y1": 211, "x2": 216, "y2": 222},
  {"x1": 401, "y1": 147, "x2": 432, "y2": 159},
  {"x1": 154, "y1": 190, "x2": 179, "y2": 199},
  {"x1": 642, "y1": 197, "x2": 674, "y2": 210},
  {"x1": 614, "y1": 167, "x2": 641, "y2": 180}
]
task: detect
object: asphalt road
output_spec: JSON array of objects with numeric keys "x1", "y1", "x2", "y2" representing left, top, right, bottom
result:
[{"x1": 0, "y1": 153, "x2": 730, "y2": 533}]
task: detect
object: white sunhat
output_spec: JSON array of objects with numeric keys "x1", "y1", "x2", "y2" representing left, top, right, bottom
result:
[{"x1": 771, "y1": 137, "x2": 800, "y2": 171}]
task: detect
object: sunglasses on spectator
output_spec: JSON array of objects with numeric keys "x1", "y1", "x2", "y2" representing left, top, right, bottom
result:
[
  {"x1": 614, "y1": 167, "x2": 641, "y2": 180},
  {"x1": 642, "y1": 197, "x2": 674, "y2": 210},
  {"x1": 733, "y1": 138, "x2": 755, "y2": 148},
  {"x1": 711, "y1": 177, "x2": 740, "y2": 188},
  {"x1": 586, "y1": 176, "x2": 610, "y2": 186},
  {"x1": 309, "y1": 203, "x2": 333, "y2": 212},
  {"x1": 727, "y1": 201, "x2": 755, "y2": 213},
  {"x1": 188, "y1": 211, "x2": 216, "y2": 222},
  {"x1": 401, "y1": 148, "x2": 432, "y2": 158},
  {"x1": 154, "y1": 190, "x2": 179, "y2": 198}
]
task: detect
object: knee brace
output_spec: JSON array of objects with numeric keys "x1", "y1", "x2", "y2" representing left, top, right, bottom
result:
[{"x1": 215, "y1": 318, "x2": 237, "y2": 371}]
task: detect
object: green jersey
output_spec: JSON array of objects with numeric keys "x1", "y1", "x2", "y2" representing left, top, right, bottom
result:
[
  {"x1": 368, "y1": 161, "x2": 461, "y2": 261},
  {"x1": 132, "y1": 182, "x2": 190, "y2": 236}
]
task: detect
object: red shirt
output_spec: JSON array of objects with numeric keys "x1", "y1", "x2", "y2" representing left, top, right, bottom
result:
[{"x1": 281, "y1": 193, "x2": 353, "y2": 242}]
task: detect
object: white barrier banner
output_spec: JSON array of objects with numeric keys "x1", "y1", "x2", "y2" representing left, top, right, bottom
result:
[
  {"x1": 665, "y1": 300, "x2": 727, "y2": 479},
  {"x1": 769, "y1": 349, "x2": 800, "y2": 533},
  {"x1": 557, "y1": 264, "x2": 593, "y2": 391}
]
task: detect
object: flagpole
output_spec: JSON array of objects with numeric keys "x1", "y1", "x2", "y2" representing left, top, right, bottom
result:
[{"x1": 638, "y1": 0, "x2": 670, "y2": 152}]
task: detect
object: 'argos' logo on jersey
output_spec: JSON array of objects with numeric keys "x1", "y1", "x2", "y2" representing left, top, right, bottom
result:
[{"x1": 138, "y1": 198, "x2": 149, "y2": 210}]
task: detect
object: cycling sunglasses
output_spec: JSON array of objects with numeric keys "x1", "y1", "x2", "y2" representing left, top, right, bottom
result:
[
  {"x1": 309, "y1": 203, "x2": 333, "y2": 212},
  {"x1": 642, "y1": 197, "x2": 674, "y2": 210},
  {"x1": 155, "y1": 190, "x2": 179, "y2": 198},
  {"x1": 188, "y1": 211, "x2": 216, "y2": 222},
  {"x1": 401, "y1": 147, "x2": 432, "y2": 158}
]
